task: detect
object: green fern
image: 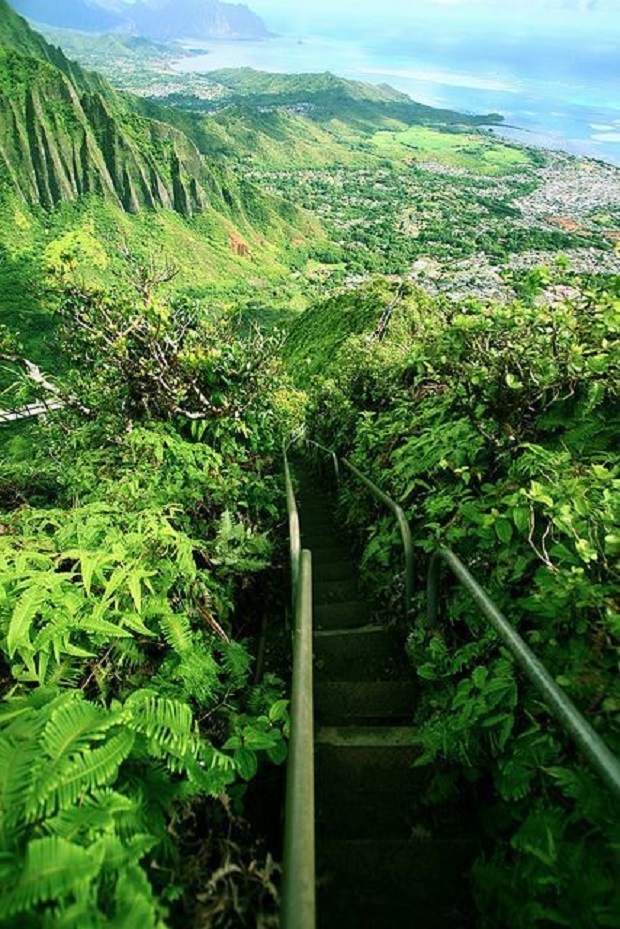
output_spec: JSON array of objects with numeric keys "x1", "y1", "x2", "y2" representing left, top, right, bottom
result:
[
  {"x1": 0, "y1": 836, "x2": 101, "y2": 918},
  {"x1": 39, "y1": 730, "x2": 136, "y2": 820},
  {"x1": 126, "y1": 690, "x2": 196, "y2": 762},
  {"x1": 0, "y1": 687, "x2": 237, "y2": 925}
]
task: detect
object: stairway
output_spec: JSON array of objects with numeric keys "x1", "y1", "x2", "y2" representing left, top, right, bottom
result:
[{"x1": 293, "y1": 461, "x2": 478, "y2": 929}]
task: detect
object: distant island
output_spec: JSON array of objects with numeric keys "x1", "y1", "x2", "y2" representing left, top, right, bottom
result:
[{"x1": 10, "y1": 0, "x2": 271, "y2": 41}]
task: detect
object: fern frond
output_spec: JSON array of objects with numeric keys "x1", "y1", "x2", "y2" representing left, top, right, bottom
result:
[
  {"x1": 114, "y1": 864, "x2": 160, "y2": 929},
  {"x1": 110, "y1": 638, "x2": 146, "y2": 670},
  {"x1": 126, "y1": 691, "x2": 196, "y2": 763},
  {"x1": 219, "y1": 641, "x2": 252, "y2": 691},
  {"x1": 6, "y1": 586, "x2": 45, "y2": 658},
  {"x1": 40, "y1": 900, "x2": 104, "y2": 929},
  {"x1": 0, "y1": 836, "x2": 101, "y2": 918},
  {"x1": 94, "y1": 832, "x2": 156, "y2": 872},
  {"x1": 38, "y1": 730, "x2": 135, "y2": 819},
  {"x1": 155, "y1": 604, "x2": 193, "y2": 655},
  {"x1": 41, "y1": 697, "x2": 118, "y2": 762},
  {"x1": 45, "y1": 790, "x2": 139, "y2": 843},
  {"x1": 154, "y1": 643, "x2": 220, "y2": 704},
  {"x1": 0, "y1": 736, "x2": 43, "y2": 834}
]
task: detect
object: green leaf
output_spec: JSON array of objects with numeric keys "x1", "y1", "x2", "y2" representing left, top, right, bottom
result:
[
  {"x1": 0, "y1": 836, "x2": 102, "y2": 917},
  {"x1": 7, "y1": 588, "x2": 44, "y2": 658},
  {"x1": 127, "y1": 573, "x2": 142, "y2": 614},
  {"x1": 512, "y1": 507, "x2": 530, "y2": 534},
  {"x1": 268, "y1": 700, "x2": 289, "y2": 724},
  {"x1": 234, "y1": 747, "x2": 258, "y2": 781},
  {"x1": 80, "y1": 554, "x2": 97, "y2": 597},
  {"x1": 243, "y1": 729, "x2": 278, "y2": 751},
  {"x1": 472, "y1": 666, "x2": 488, "y2": 689},
  {"x1": 267, "y1": 741, "x2": 288, "y2": 765},
  {"x1": 495, "y1": 519, "x2": 513, "y2": 544}
]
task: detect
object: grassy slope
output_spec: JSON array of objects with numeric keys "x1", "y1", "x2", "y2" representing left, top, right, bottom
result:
[
  {"x1": 207, "y1": 68, "x2": 502, "y2": 126},
  {"x1": 0, "y1": 3, "x2": 328, "y2": 383},
  {"x1": 0, "y1": 183, "x2": 321, "y2": 395},
  {"x1": 283, "y1": 279, "x2": 398, "y2": 385},
  {"x1": 371, "y1": 125, "x2": 534, "y2": 175}
]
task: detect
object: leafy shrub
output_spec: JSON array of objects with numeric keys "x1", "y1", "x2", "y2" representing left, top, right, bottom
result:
[
  {"x1": 302, "y1": 276, "x2": 620, "y2": 927},
  {"x1": 0, "y1": 276, "x2": 296, "y2": 926}
]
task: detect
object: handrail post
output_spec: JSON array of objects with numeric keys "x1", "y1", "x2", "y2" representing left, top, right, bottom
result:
[
  {"x1": 396, "y1": 507, "x2": 414, "y2": 618},
  {"x1": 284, "y1": 450, "x2": 301, "y2": 612},
  {"x1": 281, "y1": 550, "x2": 315, "y2": 929},
  {"x1": 331, "y1": 451, "x2": 339, "y2": 484},
  {"x1": 426, "y1": 550, "x2": 442, "y2": 627}
]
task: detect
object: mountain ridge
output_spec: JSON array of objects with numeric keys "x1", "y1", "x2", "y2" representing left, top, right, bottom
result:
[
  {"x1": 0, "y1": 3, "x2": 278, "y2": 221},
  {"x1": 9, "y1": 0, "x2": 270, "y2": 41}
]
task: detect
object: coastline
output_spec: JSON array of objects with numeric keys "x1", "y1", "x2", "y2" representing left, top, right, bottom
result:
[{"x1": 171, "y1": 33, "x2": 620, "y2": 169}]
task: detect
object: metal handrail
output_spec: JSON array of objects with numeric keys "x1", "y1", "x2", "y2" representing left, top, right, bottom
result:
[
  {"x1": 0, "y1": 399, "x2": 64, "y2": 425},
  {"x1": 281, "y1": 447, "x2": 316, "y2": 929},
  {"x1": 283, "y1": 446, "x2": 301, "y2": 611},
  {"x1": 299, "y1": 435, "x2": 620, "y2": 799},
  {"x1": 304, "y1": 438, "x2": 414, "y2": 617},
  {"x1": 427, "y1": 548, "x2": 620, "y2": 799}
]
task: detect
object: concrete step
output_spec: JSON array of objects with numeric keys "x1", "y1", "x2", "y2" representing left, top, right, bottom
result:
[
  {"x1": 301, "y1": 530, "x2": 342, "y2": 549},
  {"x1": 299, "y1": 506, "x2": 338, "y2": 523},
  {"x1": 316, "y1": 787, "x2": 422, "y2": 840},
  {"x1": 297, "y1": 501, "x2": 336, "y2": 517},
  {"x1": 314, "y1": 625, "x2": 403, "y2": 680},
  {"x1": 314, "y1": 577, "x2": 361, "y2": 606},
  {"x1": 314, "y1": 600, "x2": 370, "y2": 631},
  {"x1": 312, "y1": 545, "x2": 353, "y2": 565},
  {"x1": 318, "y1": 836, "x2": 478, "y2": 905},
  {"x1": 315, "y1": 726, "x2": 418, "y2": 794},
  {"x1": 301, "y1": 531, "x2": 344, "y2": 551},
  {"x1": 318, "y1": 828, "x2": 478, "y2": 925},
  {"x1": 318, "y1": 903, "x2": 470, "y2": 929},
  {"x1": 315, "y1": 679, "x2": 417, "y2": 725},
  {"x1": 316, "y1": 785, "x2": 478, "y2": 842},
  {"x1": 298, "y1": 505, "x2": 337, "y2": 522},
  {"x1": 312, "y1": 560, "x2": 358, "y2": 583}
]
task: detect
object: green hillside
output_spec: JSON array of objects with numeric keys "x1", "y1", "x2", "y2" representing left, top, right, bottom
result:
[
  {"x1": 0, "y1": 3, "x2": 321, "y2": 223},
  {"x1": 0, "y1": 0, "x2": 325, "y2": 377},
  {"x1": 207, "y1": 68, "x2": 503, "y2": 128},
  {"x1": 0, "y1": 0, "x2": 110, "y2": 94}
]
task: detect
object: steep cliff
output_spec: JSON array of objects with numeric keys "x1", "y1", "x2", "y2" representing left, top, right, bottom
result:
[
  {"x1": 0, "y1": 47, "x2": 224, "y2": 214},
  {"x1": 0, "y1": 2, "x2": 259, "y2": 217}
]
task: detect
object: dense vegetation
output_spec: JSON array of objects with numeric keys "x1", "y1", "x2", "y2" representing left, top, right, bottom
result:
[
  {"x1": 1, "y1": 1, "x2": 619, "y2": 925},
  {"x1": 0, "y1": 261, "x2": 305, "y2": 927},
  {"x1": 289, "y1": 276, "x2": 620, "y2": 927}
]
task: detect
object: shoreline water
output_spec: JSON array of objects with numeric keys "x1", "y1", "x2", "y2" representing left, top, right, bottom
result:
[{"x1": 171, "y1": 33, "x2": 620, "y2": 169}]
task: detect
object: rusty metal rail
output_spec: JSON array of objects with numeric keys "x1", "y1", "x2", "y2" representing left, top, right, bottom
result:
[{"x1": 281, "y1": 444, "x2": 315, "y2": 929}]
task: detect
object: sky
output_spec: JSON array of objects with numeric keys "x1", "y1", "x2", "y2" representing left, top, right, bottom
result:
[{"x1": 248, "y1": 0, "x2": 620, "y2": 37}]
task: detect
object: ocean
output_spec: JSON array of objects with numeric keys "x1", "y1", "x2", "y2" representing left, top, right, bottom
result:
[{"x1": 172, "y1": 28, "x2": 620, "y2": 168}]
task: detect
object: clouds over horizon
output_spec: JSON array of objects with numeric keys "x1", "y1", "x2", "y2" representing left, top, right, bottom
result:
[{"x1": 250, "y1": 0, "x2": 619, "y2": 28}]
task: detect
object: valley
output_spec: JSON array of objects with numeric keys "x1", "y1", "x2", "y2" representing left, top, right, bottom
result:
[{"x1": 29, "y1": 19, "x2": 620, "y2": 313}]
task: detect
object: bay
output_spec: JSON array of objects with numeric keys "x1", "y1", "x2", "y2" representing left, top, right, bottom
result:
[{"x1": 172, "y1": 31, "x2": 620, "y2": 167}]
